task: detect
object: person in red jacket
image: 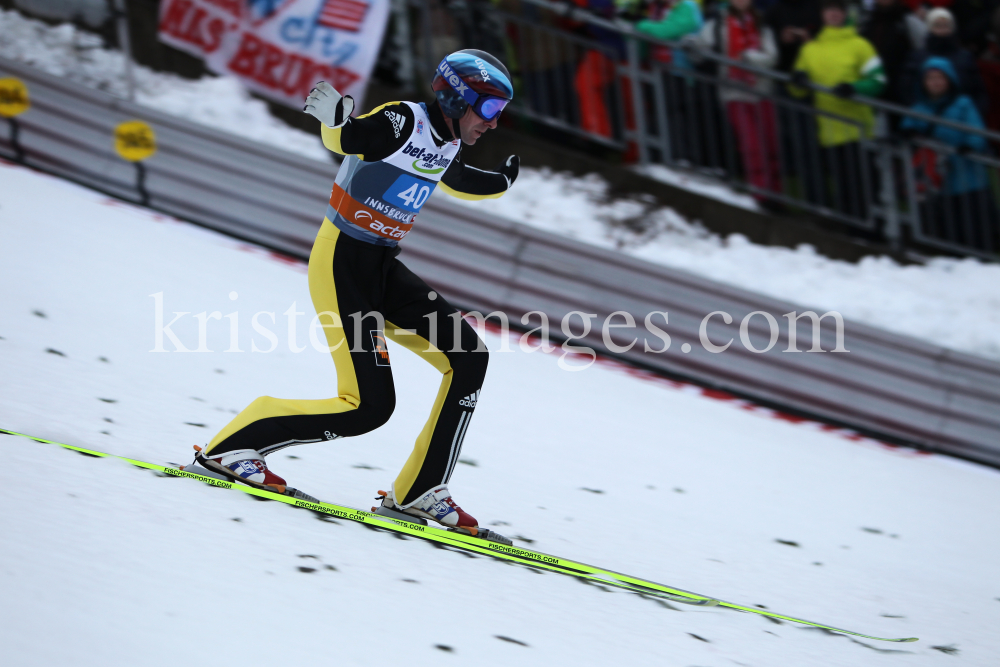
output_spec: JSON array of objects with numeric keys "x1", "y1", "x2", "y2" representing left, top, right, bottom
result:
[{"x1": 697, "y1": 0, "x2": 782, "y2": 199}]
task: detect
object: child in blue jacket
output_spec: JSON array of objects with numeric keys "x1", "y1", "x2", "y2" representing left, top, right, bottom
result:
[{"x1": 901, "y1": 57, "x2": 998, "y2": 249}]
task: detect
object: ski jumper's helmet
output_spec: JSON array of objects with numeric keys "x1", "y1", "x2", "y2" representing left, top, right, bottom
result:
[{"x1": 432, "y1": 49, "x2": 513, "y2": 121}]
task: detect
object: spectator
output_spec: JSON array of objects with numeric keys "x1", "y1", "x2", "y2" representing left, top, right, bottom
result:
[
  {"x1": 979, "y1": 5, "x2": 1000, "y2": 145},
  {"x1": 950, "y1": 0, "x2": 1000, "y2": 53},
  {"x1": 573, "y1": 0, "x2": 632, "y2": 145},
  {"x1": 901, "y1": 57, "x2": 997, "y2": 248},
  {"x1": 754, "y1": 0, "x2": 783, "y2": 13},
  {"x1": 635, "y1": 0, "x2": 705, "y2": 70},
  {"x1": 860, "y1": 0, "x2": 928, "y2": 103},
  {"x1": 635, "y1": 0, "x2": 705, "y2": 163},
  {"x1": 499, "y1": 0, "x2": 581, "y2": 126},
  {"x1": 697, "y1": 0, "x2": 782, "y2": 196},
  {"x1": 790, "y1": 0, "x2": 886, "y2": 218},
  {"x1": 766, "y1": 0, "x2": 823, "y2": 73},
  {"x1": 901, "y1": 0, "x2": 954, "y2": 17},
  {"x1": 900, "y1": 8, "x2": 989, "y2": 113},
  {"x1": 765, "y1": 0, "x2": 823, "y2": 191}
]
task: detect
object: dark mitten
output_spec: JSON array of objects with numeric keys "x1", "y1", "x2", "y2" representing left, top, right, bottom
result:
[
  {"x1": 789, "y1": 70, "x2": 810, "y2": 88},
  {"x1": 496, "y1": 154, "x2": 519, "y2": 188},
  {"x1": 833, "y1": 83, "x2": 856, "y2": 98}
]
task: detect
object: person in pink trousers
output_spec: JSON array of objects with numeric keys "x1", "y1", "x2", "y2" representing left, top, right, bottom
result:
[{"x1": 696, "y1": 0, "x2": 782, "y2": 202}]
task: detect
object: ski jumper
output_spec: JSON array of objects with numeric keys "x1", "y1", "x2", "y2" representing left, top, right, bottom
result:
[{"x1": 204, "y1": 100, "x2": 509, "y2": 506}]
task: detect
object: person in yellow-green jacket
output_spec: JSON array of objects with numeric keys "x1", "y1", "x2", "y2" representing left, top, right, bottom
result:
[{"x1": 789, "y1": 0, "x2": 886, "y2": 219}]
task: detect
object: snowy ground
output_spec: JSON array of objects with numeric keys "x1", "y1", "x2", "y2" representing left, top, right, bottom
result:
[
  {"x1": 635, "y1": 162, "x2": 761, "y2": 211},
  {"x1": 3, "y1": 160, "x2": 1000, "y2": 666}
]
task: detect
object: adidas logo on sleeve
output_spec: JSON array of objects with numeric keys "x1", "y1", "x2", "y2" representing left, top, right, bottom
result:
[
  {"x1": 385, "y1": 110, "x2": 407, "y2": 138},
  {"x1": 459, "y1": 390, "x2": 481, "y2": 408}
]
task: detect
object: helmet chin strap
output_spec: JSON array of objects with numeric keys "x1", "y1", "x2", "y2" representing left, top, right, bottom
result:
[{"x1": 432, "y1": 99, "x2": 463, "y2": 141}]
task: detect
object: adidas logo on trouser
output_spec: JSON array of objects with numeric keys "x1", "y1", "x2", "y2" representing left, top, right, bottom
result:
[{"x1": 458, "y1": 390, "x2": 480, "y2": 408}]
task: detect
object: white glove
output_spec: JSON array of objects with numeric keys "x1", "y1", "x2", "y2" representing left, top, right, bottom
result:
[{"x1": 303, "y1": 81, "x2": 355, "y2": 128}]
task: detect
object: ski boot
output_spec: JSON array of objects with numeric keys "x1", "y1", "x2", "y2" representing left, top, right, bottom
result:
[
  {"x1": 182, "y1": 445, "x2": 295, "y2": 495},
  {"x1": 373, "y1": 485, "x2": 512, "y2": 545}
]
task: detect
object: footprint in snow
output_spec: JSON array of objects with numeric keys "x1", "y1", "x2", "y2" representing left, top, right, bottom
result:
[
  {"x1": 296, "y1": 555, "x2": 337, "y2": 572},
  {"x1": 931, "y1": 644, "x2": 959, "y2": 655},
  {"x1": 495, "y1": 635, "x2": 529, "y2": 647},
  {"x1": 862, "y1": 527, "x2": 900, "y2": 538}
]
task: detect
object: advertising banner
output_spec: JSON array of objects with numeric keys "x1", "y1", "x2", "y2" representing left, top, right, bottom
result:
[{"x1": 158, "y1": 0, "x2": 390, "y2": 108}]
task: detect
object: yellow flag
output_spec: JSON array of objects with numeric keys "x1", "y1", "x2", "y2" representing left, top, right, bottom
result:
[
  {"x1": 114, "y1": 120, "x2": 157, "y2": 162},
  {"x1": 0, "y1": 78, "x2": 30, "y2": 118}
]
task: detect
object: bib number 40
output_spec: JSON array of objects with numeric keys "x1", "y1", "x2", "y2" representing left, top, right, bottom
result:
[
  {"x1": 398, "y1": 183, "x2": 430, "y2": 209},
  {"x1": 383, "y1": 174, "x2": 436, "y2": 213}
]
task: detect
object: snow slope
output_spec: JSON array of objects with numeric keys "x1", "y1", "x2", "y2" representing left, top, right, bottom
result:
[
  {"x1": 3, "y1": 7, "x2": 999, "y2": 360},
  {"x1": 2, "y1": 160, "x2": 999, "y2": 666}
]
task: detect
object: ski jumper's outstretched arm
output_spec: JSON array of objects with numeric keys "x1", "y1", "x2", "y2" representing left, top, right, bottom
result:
[
  {"x1": 438, "y1": 151, "x2": 514, "y2": 201},
  {"x1": 320, "y1": 101, "x2": 416, "y2": 161}
]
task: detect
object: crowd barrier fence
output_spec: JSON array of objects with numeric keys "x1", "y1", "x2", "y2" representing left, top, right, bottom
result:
[{"x1": 402, "y1": 0, "x2": 1000, "y2": 260}]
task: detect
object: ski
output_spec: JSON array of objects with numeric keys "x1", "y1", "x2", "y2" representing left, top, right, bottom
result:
[
  {"x1": 3, "y1": 428, "x2": 918, "y2": 643},
  {"x1": 4, "y1": 428, "x2": 711, "y2": 605}
]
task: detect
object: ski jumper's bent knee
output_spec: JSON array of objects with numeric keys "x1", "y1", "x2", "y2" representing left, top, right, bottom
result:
[{"x1": 348, "y1": 394, "x2": 395, "y2": 435}]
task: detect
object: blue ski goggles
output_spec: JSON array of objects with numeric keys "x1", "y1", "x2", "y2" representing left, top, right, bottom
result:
[
  {"x1": 437, "y1": 56, "x2": 511, "y2": 121},
  {"x1": 471, "y1": 96, "x2": 509, "y2": 121}
]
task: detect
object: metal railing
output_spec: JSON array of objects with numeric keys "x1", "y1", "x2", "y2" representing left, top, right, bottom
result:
[{"x1": 403, "y1": 0, "x2": 1000, "y2": 259}]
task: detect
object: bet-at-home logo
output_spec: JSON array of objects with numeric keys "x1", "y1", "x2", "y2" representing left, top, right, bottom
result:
[{"x1": 402, "y1": 142, "x2": 450, "y2": 174}]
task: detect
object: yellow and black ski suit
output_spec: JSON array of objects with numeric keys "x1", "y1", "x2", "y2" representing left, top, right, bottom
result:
[{"x1": 205, "y1": 100, "x2": 510, "y2": 506}]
